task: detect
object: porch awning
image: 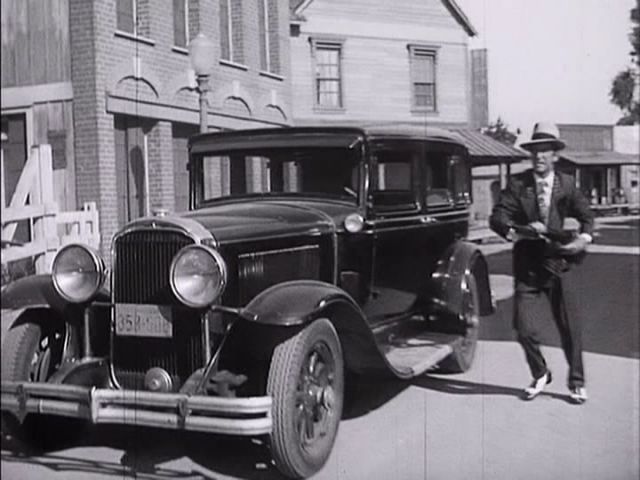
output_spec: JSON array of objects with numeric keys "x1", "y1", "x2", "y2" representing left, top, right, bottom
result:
[
  {"x1": 560, "y1": 150, "x2": 639, "y2": 166},
  {"x1": 450, "y1": 129, "x2": 528, "y2": 165}
]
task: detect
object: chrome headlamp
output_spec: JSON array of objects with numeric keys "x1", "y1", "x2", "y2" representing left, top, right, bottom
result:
[
  {"x1": 170, "y1": 244, "x2": 227, "y2": 308},
  {"x1": 52, "y1": 244, "x2": 106, "y2": 303}
]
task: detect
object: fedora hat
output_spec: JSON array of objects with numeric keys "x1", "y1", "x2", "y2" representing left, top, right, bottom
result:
[{"x1": 520, "y1": 122, "x2": 566, "y2": 152}]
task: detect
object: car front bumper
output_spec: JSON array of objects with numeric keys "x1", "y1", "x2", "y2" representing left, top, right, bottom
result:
[{"x1": 1, "y1": 381, "x2": 272, "y2": 436}]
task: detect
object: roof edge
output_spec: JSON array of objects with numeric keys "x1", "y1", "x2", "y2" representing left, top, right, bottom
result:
[
  {"x1": 292, "y1": 0, "x2": 477, "y2": 36},
  {"x1": 443, "y1": 0, "x2": 477, "y2": 36},
  {"x1": 291, "y1": 0, "x2": 313, "y2": 19}
]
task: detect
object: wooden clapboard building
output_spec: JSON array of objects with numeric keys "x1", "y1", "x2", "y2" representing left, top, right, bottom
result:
[
  {"x1": 289, "y1": 0, "x2": 476, "y2": 128},
  {"x1": 288, "y1": 0, "x2": 527, "y2": 223}
]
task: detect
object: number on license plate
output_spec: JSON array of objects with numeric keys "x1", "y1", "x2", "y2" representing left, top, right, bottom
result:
[{"x1": 115, "y1": 304, "x2": 173, "y2": 338}]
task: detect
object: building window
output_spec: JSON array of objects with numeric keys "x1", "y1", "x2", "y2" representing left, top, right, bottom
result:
[
  {"x1": 116, "y1": 0, "x2": 150, "y2": 37},
  {"x1": 173, "y1": 0, "x2": 189, "y2": 48},
  {"x1": 409, "y1": 46, "x2": 437, "y2": 111},
  {"x1": 313, "y1": 41, "x2": 343, "y2": 108},
  {"x1": 258, "y1": 0, "x2": 280, "y2": 74},
  {"x1": 117, "y1": 0, "x2": 136, "y2": 34},
  {"x1": 220, "y1": 0, "x2": 244, "y2": 64}
]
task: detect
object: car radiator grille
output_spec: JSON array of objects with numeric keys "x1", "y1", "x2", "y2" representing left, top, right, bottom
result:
[
  {"x1": 113, "y1": 230, "x2": 193, "y2": 304},
  {"x1": 111, "y1": 229, "x2": 204, "y2": 390},
  {"x1": 112, "y1": 319, "x2": 203, "y2": 391}
]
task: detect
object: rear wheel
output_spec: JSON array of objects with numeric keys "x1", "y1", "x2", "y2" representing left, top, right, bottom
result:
[
  {"x1": 438, "y1": 273, "x2": 480, "y2": 373},
  {"x1": 267, "y1": 318, "x2": 344, "y2": 479},
  {"x1": 1, "y1": 316, "x2": 85, "y2": 450}
]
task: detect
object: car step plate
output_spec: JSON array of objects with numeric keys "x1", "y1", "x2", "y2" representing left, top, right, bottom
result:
[{"x1": 383, "y1": 331, "x2": 460, "y2": 376}]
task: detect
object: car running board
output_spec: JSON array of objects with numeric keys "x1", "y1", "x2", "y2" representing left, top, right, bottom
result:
[{"x1": 374, "y1": 322, "x2": 460, "y2": 377}]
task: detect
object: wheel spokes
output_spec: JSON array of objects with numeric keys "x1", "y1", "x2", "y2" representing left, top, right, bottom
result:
[{"x1": 296, "y1": 341, "x2": 337, "y2": 448}]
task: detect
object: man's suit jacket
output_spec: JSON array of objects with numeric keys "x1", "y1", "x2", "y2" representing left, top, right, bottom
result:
[{"x1": 490, "y1": 169, "x2": 594, "y2": 283}]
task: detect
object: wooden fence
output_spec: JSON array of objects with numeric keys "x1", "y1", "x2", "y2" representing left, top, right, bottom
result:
[{"x1": 1, "y1": 144, "x2": 100, "y2": 275}]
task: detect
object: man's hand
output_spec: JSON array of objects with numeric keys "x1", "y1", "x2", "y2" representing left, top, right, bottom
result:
[
  {"x1": 528, "y1": 221, "x2": 548, "y2": 234},
  {"x1": 557, "y1": 236, "x2": 588, "y2": 255}
]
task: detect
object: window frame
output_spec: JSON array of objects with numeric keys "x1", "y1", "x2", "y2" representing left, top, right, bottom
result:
[
  {"x1": 311, "y1": 38, "x2": 345, "y2": 111},
  {"x1": 173, "y1": 0, "x2": 189, "y2": 48},
  {"x1": 368, "y1": 141, "x2": 422, "y2": 217},
  {"x1": 220, "y1": 0, "x2": 244, "y2": 65},
  {"x1": 408, "y1": 44, "x2": 439, "y2": 113},
  {"x1": 259, "y1": 0, "x2": 271, "y2": 72},
  {"x1": 116, "y1": 0, "x2": 137, "y2": 35},
  {"x1": 422, "y1": 144, "x2": 471, "y2": 212}
]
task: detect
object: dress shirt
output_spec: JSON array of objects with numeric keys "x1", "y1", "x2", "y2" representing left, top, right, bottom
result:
[
  {"x1": 506, "y1": 170, "x2": 592, "y2": 244},
  {"x1": 534, "y1": 171, "x2": 554, "y2": 217}
]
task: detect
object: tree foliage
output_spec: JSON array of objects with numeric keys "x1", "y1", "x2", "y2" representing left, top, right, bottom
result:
[
  {"x1": 610, "y1": 69, "x2": 635, "y2": 111},
  {"x1": 610, "y1": 1, "x2": 640, "y2": 124},
  {"x1": 482, "y1": 117, "x2": 518, "y2": 146}
]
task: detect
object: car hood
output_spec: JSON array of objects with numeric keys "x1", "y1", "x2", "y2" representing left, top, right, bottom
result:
[{"x1": 180, "y1": 200, "x2": 358, "y2": 244}]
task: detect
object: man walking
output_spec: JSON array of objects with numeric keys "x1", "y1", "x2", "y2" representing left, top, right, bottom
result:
[{"x1": 490, "y1": 122, "x2": 594, "y2": 404}]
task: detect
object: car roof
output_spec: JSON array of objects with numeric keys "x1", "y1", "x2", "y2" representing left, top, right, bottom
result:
[{"x1": 189, "y1": 125, "x2": 465, "y2": 153}]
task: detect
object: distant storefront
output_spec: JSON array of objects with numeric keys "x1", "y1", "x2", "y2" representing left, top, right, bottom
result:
[{"x1": 557, "y1": 125, "x2": 639, "y2": 208}]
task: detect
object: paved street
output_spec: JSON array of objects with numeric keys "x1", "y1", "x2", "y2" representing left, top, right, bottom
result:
[{"x1": 1, "y1": 219, "x2": 638, "y2": 480}]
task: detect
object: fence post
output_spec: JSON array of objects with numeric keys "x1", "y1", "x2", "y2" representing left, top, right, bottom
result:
[
  {"x1": 1, "y1": 141, "x2": 5, "y2": 213},
  {"x1": 33, "y1": 145, "x2": 59, "y2": 273}
]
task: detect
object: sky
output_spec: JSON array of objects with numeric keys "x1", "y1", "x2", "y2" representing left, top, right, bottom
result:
[{"x1": 455, "y1": 0, "x2": 636, "y2": 137}]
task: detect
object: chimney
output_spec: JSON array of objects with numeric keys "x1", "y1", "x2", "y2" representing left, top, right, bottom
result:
[{"x1": 470, "y1": 49, "x2": 489, "y2": 130}]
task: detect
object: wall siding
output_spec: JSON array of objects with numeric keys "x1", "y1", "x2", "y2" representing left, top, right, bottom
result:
[
  {"x1": 291, "y1": 0, "x2": 471, "y2": 126},
  {"x1": 1, "y1": 0, "x2": 71, "y2": 87}
]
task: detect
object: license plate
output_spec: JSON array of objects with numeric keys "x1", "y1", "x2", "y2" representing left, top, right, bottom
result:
[{"x1": 115, "y1": 304, "x2": 173, "y2": 338}]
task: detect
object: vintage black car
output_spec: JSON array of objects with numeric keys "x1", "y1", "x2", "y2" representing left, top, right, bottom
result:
[{"x1": 1, "y1": 125, "x2": 493, "y2": 478}]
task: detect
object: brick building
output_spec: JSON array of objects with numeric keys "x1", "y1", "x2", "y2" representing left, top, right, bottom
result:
[
  {"x1": 2, "y1": 0, "x2": 527, "y2": 252},
  {"x1": 2, "y1": 0, "x2": 292, "y2": 255}
]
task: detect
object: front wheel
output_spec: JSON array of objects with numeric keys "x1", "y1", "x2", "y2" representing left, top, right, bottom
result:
[
  {"x1": 267, "y1": 318, "x2": 344, "y2": 479},
  {"x1": 1, "y1": 316, "x2": 85, "y2": 449},
  {"x1": 438, "y1": 273, "x2": 480, "y2": 373}
]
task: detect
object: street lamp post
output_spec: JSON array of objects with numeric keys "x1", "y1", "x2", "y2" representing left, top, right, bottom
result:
[{"x1": 189, "y1": 33, "x2": 216, "y2": 134}]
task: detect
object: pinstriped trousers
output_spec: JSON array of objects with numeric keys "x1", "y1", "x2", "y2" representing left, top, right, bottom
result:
[{"x1": 514, "y1": 270, "x2": 585, "y2": 389}]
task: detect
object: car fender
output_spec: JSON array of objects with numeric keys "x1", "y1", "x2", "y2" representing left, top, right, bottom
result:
[
  {"x1": 236, "y1": 280, "x2": 394, "y2": 375},
  {"x1": 1, "y1": 274, "x2": 109, "y2": 329},
  {"x1": 240, "y1": 280, "x2": 361, "y2": 326},
  {"x1": 430, "y1": 241, "x2": 493, "y2": 318}
]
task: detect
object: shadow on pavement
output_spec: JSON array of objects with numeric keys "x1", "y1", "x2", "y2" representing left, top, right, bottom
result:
[
  {"x1": 412, "y1": 376, "x2": 575, "y2": 404},
  {"x1": 343, "y1": 374, "x2": 408, "y2": 420},
  {"x1": 1, "y1": 425, "x2": 284, "y2": 480},
  {"x1": 0, "y1": 448, "x2": 213, "y2": 479},
  {"x1": 0, "y1": 375, "x2": 412, "y2": 480}
]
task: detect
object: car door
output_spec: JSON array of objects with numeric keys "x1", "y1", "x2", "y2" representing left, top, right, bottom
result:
[
  {"x1": 421, "y1": 143, "x2": 472, "y2": 278},
  {"x1": 361, "y1": 141, "x2": 432, "y2": 324}
]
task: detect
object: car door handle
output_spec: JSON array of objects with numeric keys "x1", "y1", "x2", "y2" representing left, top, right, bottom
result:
[{"x1": 420, "y1": 216, "x2": 437, "y2": 224}]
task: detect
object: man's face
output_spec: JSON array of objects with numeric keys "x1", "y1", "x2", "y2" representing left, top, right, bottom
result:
[{"x1": 530, "y1": 147, "x2": 557, "y2": 176}]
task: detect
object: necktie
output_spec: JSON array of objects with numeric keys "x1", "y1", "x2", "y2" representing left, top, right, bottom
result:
[{"x1": 537, "y1": 179, "x2": 549, "y2": 223}]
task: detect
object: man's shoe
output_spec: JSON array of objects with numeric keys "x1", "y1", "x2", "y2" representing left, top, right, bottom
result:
[
  {"x1": 522, "y1": 371, "x2": 552, "y2": 400},
  {"x1": 569, "y1": 387, "x2": 588, "y2": 404}
]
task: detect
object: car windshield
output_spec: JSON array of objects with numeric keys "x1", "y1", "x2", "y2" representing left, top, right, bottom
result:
[{"x1": 192, "y1": 146, "x2": 361, "y2": 207}]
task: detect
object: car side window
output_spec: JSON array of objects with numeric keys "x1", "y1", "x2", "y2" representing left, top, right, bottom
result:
[
  {"x1": 370, "y1": 149, "x2": 419, "y2": 214},
  {"x1": 424, "y1": 156, "x2": 452, "y2": 209},
  {"x1": 450, "y1": 154, "x2": 471, "y2": 205},
  {"x1": 424, "y1": 152, "x2": 471, "y2": 210}
]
